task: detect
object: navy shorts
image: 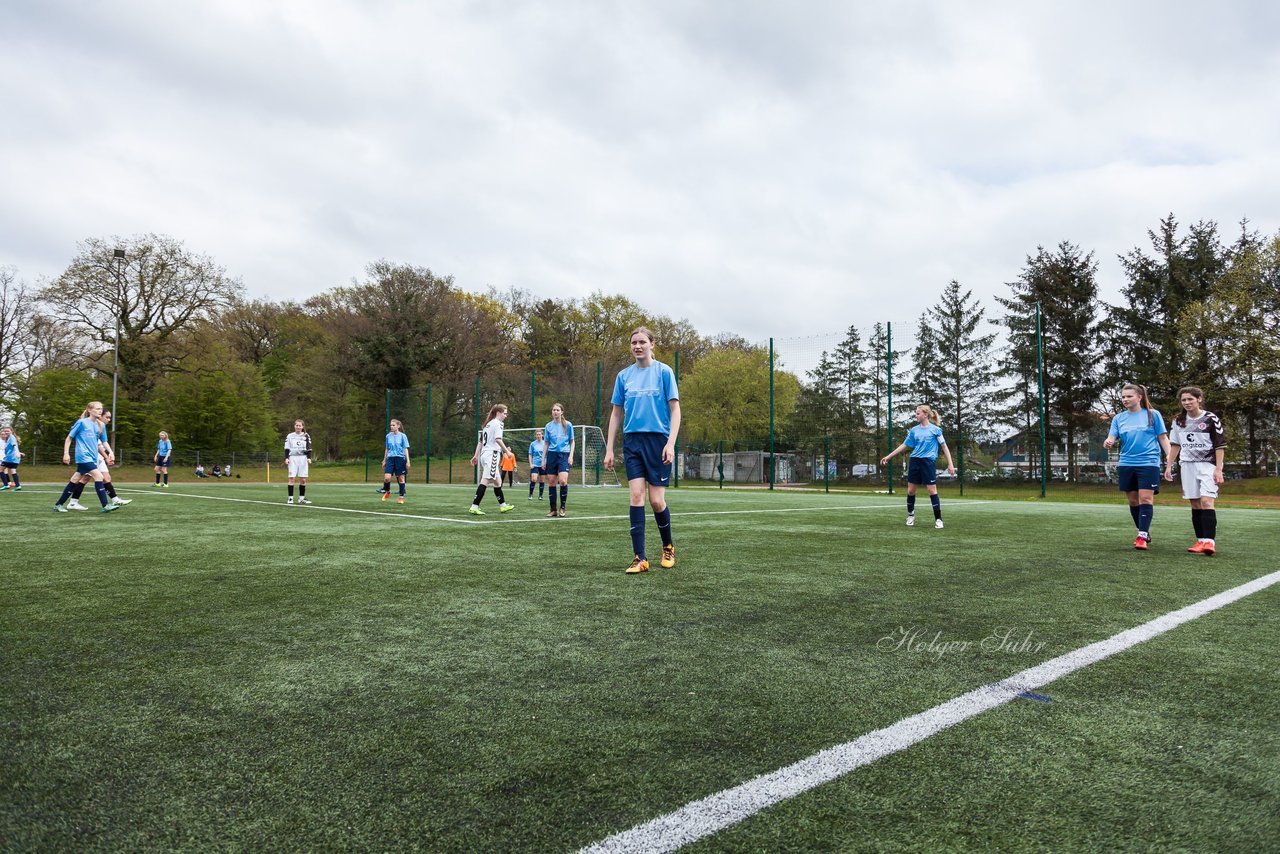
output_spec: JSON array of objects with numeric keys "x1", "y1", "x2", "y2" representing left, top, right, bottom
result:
[
  {"x1": 1117, "y1": 465, "x2": 1161, "y2": 493},
  {"x1": 529, "y1": 465, "x2": 545, "y2": 477},
  {"x1": 75, "y1": 462, "x2": 99, "y2": 476},
  {"x1": 906, "y1": 457, "x2": 937, "y2": 486},
  {"x1": 3, "y1": 461, "x2": 18, "y2": 468},
  {"x1": 384, "y1": 456, "x2": 408, "y2": 476},
  {"x1": 546, "y1": 451, "x2": 571, "y2": 476},
  {"x1": 156, "y1": 456, "x2": 170, "y2": 467},
  {"x1": 623, "y1": 433, "x2": 672, "y2": 486}
]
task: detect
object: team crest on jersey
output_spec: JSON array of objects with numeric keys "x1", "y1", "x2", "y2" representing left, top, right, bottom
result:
[{"x1": 1197, "y1": 422, "x2": 1206, "y2": 430}]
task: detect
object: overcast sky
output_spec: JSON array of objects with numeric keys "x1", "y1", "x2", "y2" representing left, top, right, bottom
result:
[{"x1": 3, "y1": 0, "x2": 1278, "y2": 352}]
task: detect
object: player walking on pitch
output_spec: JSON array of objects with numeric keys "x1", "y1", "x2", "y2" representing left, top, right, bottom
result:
[
  {"x1": 53, "y1": 401, "x2": 118, "y2": 513},
  {"x1": 1103, "y1": 383, "x2": 1173, "y2": 550},
  {"x1": 154, "y1": 431, "x2": 172, "y2": 487},
  {"x1": 543, "y1": 403, "x2": 575, "y2": 517},
  {"x1": 0, "y1": 426, "x2": 23, "y2": 490},
  {"x1": 604, "y1": 326, "x2": 681, "y2": 574},
  {"x1": 1165, "y1": 386, "x2": 1225, "y2": 556},
  {"x1": 284, "y1": 419, "x2": 313, "y2": 505},
  {"x1": 469, "y1": 404, "x2": 515, "y2": 515},
  {"x1": 378, "y1": 419, "x2": 410, "y2": 504},
  {"x1": 527, "y1": 428, "x2": 547, "y2": 501},
  {"x1": 881, "y1": 404, "x2": 955, "y2": 529}
]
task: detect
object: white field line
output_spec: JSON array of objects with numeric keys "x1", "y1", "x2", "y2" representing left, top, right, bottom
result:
[
  {"x1": 100, "y1": 488, "x2": 988, "y2": 525},
  {"x1": 581, "y1": 569, "x2": 1280, "y2": 854}
]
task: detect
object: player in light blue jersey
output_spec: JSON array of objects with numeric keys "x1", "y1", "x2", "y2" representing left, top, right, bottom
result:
[
  {"x1": 1103, "y1": 383, "x2": 1173, "y2": 550},
  {"x1": 604, "y1": 326, "x2": 681, "y2": 573},
  {"x1": 881, "y1": 405, "x2": 956, "y2": 529},
  {"x1": 53, "y1": 401, "x2": 117, "y2": 513},
  {"x1": 153, "y1": 431, "x2": 172, "y2": 486},
  {"x1": 378, "y1": 419, "x2": 411, "y2": 504},
  {"x1": 527, "y1": 428, "x2": 546, "y2": 501},
  {"x1": 0, "y1": 426, "x2": 23, "y2": 490},
  {"x1": 543, "y1": 403, "x2": 575, "y2": 517}
]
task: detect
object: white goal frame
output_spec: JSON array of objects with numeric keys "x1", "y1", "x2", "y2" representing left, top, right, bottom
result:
[{"x1": 477, "y1": 425, "x2": 621, "y2": 488}]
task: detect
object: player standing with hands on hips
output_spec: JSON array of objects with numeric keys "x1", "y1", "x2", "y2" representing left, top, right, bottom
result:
[
  {"x1": 1165, "y1": 386, "x2": 1225, "y2": 555},
  {"x1": 1103, "y1": 383, "x2": 1173, "y2": 550},
  {"x1": 604, "y1": 326, "x2": 681, "y2": 574},
  {"x1": 881, "y1": 404, "x2": 955, "y2": 529},
  {"x1": 284, "y1": 419, "x2": 313, "y2": 505}
]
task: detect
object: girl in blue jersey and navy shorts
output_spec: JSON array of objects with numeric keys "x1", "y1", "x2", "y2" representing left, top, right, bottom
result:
[
  {"x1": 881, "y1": 404, "x2": 956, "y2": 529},
  {"x1": 1102, "y1": 383, "x2": 1173, "y2": 550},
  {"x1": 153, "y1": 431, "x2": 172, "y2": 487},
  {"x1": 604, "y1": 326, "x2": 681, "y2": 574},
  {"x1": 527, "y1": 428, "x2": 546, "y2": 501},
  {"x1": 543, "y1": 403, "x2": 575, "y2": 517},
  {"x1": 379, "y1": 419, "x2": 411, "y2": 504},
  {"x1": 1, "y1": 426, "x2": 22, "y2": 491}
]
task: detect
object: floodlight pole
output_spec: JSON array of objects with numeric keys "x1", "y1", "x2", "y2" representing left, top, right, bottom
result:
[
  {"x1": 1036, "y1": 301, "x2": 1047, "y2": 498},
  {"x1": 110, "y1": 248, "x2": 125, "y2": 450}
]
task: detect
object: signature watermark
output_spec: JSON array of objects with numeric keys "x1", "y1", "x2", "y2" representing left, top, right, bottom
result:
[{"x1": 877, "y1": 626, "x2": 1049, "y2": 661}]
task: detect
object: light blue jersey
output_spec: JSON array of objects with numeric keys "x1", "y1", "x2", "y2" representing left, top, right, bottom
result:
[
  {"x1": 3, "y1": 435, "x2": 18, "y2": 464},
  {"x1": 1109, "y1": 409, "x2": 1167, "y2": 467},
  {"x1": 68, "y1": 417, "x2": 101, "y2": 465},
  {"x1": 528, "y1": 440, "x2": 546, "y2": 468},
  {"x1": 905, "y1": 423, "x2": 946, "y2": 460},
  {"x1": 385, "y1": 431, "x2": 410, "y2": 458},
  {"x1": 157, "y1": 437, "x2": 172, "y2": 457},
  {"x1": 612, "y1": 361, "x2": 679, "y2": 435},
  {"x1": 544, "y1": 420, "x2": 574, "y2": 453}
]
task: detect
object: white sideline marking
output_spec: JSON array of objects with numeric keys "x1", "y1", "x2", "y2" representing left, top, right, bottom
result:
[
  {"x1": 137, "y1": 490, "x2": 486, "y2": 524},
  {"x1": 581, "y1": 569, "x2": 1280, "y2": 854}
]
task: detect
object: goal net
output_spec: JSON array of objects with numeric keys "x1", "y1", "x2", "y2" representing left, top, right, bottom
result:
[{"x1": 479, "y1": 426, "x2": 621, "y2": 487}]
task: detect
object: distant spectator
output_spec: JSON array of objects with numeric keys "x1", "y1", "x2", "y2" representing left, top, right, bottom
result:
[
  {"x1": 223, "y1": 463, "x2": 232, "y2": 478},
  {"x1": 195, "y1": 463, "x2": 207, "y2": 478},
  {"x1": 212, "y1": 464, "x2": 223, "y2": 477}
]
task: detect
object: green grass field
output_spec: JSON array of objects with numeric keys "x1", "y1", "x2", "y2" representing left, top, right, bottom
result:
[{"x1": 3, "y1": 481, "x2": 1278, "y2": 851}]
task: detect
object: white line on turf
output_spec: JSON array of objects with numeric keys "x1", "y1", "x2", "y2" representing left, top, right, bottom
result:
[
  {"x1": 133, "y1": 490, "x2": 487, "y2": 524},
  {"x1": 580, "y1": 569, "x2": 1280, "y2": 854}
]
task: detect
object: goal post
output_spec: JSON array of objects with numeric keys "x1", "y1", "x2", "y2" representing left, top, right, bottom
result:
[{"x1": 479, "y1": 426, "x2": 621, "y2": 487}]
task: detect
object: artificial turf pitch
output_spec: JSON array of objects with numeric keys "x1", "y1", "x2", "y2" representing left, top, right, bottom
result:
[{"x1": 3, "y1": 482, "x2": 1278, "y2": 851}]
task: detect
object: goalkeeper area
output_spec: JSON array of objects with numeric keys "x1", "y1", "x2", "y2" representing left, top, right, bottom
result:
[
  {"x1": 4, "y1": 482, "x2": 1279, "y2": 851},
  {"x1": 485, "y1": 425, "x2": 622, "y2": 488}
]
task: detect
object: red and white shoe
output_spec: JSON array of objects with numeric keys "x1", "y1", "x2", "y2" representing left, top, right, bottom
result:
[
  {"x1": 1133, "y1": 535, "x2": 1149, "y2": 551},
  {"x1": 1201, "y1": 541, "x2": 1216, "y2": 556},
  {"x1": 1186, "y1": 541, "x2": 1207, "y2": 554}
]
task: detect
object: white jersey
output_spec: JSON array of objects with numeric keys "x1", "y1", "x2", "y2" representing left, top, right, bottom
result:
[
  {"x1": 284, "y1": 431, "x2": 312, "y2": 459},
  {"x1": 480, "y1": 419, "x2": 504, "y2": 454}
]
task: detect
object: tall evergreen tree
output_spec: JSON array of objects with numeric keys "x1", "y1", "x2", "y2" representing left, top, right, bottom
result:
[
  {"x1": 926, "y1": 280, "x2": 997, "y2": 462},
  {"x1": 997, "y1": 242, "x2": 1103, "y2": 479},
  {"x1": 864, "y1": 322, "x2": 907, "y2": 460}
]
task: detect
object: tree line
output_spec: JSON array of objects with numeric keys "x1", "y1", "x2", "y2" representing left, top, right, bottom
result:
[{"x1": 1, "y1": 215, "x2": 1276, "y2": 474}]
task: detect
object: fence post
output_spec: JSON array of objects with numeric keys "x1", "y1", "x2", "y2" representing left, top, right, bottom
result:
[
  {"x1": 718, "y1": 439, "x2": 724, "y2": 489},
  {"x1": 673, "y1": 350, "x2": 680, "y2": 488},
  {"x1": 474, "y1": 378, "x2": 481, "y2": 485},
  {"x1": 448, "y1": 452, "x2": 453, "y2": 484},
  {"x1": 425, "y1": 383, "x2": 432, "y2": 485},
  {"x1": 595, "y1": 361, "x2": 602, "y2": 486},
  {"x1": 824, "y1": 433, "x2": 830, "y2": 494},
  {"x1": 364, "y1": 454, "x2": 369, "y2": 483},
  {"x1": 886, "y1": 322, "x2": 894, "y2": 495},
  {"x1": 768, "y1": 337, "x2": 775, "y2": 490},
  {"x1": 958, "y1": 429, "x2": 965, "y2": 496}
]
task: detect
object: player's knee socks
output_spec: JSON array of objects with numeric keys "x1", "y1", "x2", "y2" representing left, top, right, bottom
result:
[
  {"x1": 560, "y1": 484, "x2": 568, "y2": 508},
  {"x1": 906, "y1": 495, "x2": 916, "y2": 514},
  {"x1": 473, "y1": 484, "x2": 486, "y2": 505},
  {"x1": 163, "y1": 473, "x2": 169, "y2": 484},
  {"x1": 539, "y1": 484, "x2": 544, "y2": 497},
  {"x1": 629, "y1": 505, "x2": 646, "y2": 557},
  {"x1": 94, "y1": 481, "x2": 110, "y2": 506},
  {"x1": 654, "y1": 506, "x2": 672, "y2": 547},
  {"x1": 1191, "y1": 508, "x2": 1204, "y2": 538},
  {"x1": 10, "y1": 472, "x2": 17, "y2": 487},
  {"x1": 529, "y1": 481, "x2": 535, "y2": 496},
  {"x1": 930, "y1": 494, "x2": 941, "y2": 519},
  {"x1": 72, "y1": 481, "x2": 87, "y2": 500},
  {"x1": 299, "y1": 485, "x2": 306, "y2": 498},
  {"x1": 1204, "y1": 509, "x2": 1216, "y2": 540},
  {"x1": 0, "y1": 473, "x2": 8, "y2": 487},
  {"x1": 1138, "y1": 504, "x2": 1153, "y2": 534},
  {"x1": 494, "y1": 487, "x2": 506, "y2": 505},
  {"x1": 398, "y1": 479, "x2": 405, "y2": 496},
  {"x1": 1129, "y1": 505, "x2": 1141, "y2": 528},
  {"x1": 155, "y1": 472, "x2": 161, "y2": 484},
  {"x1": 549, "y1": 487, "x2": 557, "y2": 510},
  {"x1": 56, "y1": 480, "x2": 76, "y2": 505},
  {"x1": 105, "y1": 481, "x2": 117, "y2": 499},
  {"x1": 288, "y1": 485, "x2": 294, "y2": 498}
]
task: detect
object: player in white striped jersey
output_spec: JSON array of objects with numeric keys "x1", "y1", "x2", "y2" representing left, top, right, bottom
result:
[
  {"x1": 284, "y1": 419, "x2": 313, "y2": 505},
  {"x1": 1165, "y1": 386, "x2": 1225, "y2": 555},
  {"x1": 468, "y1": 404, "x2": 515, "y2": 515}
]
